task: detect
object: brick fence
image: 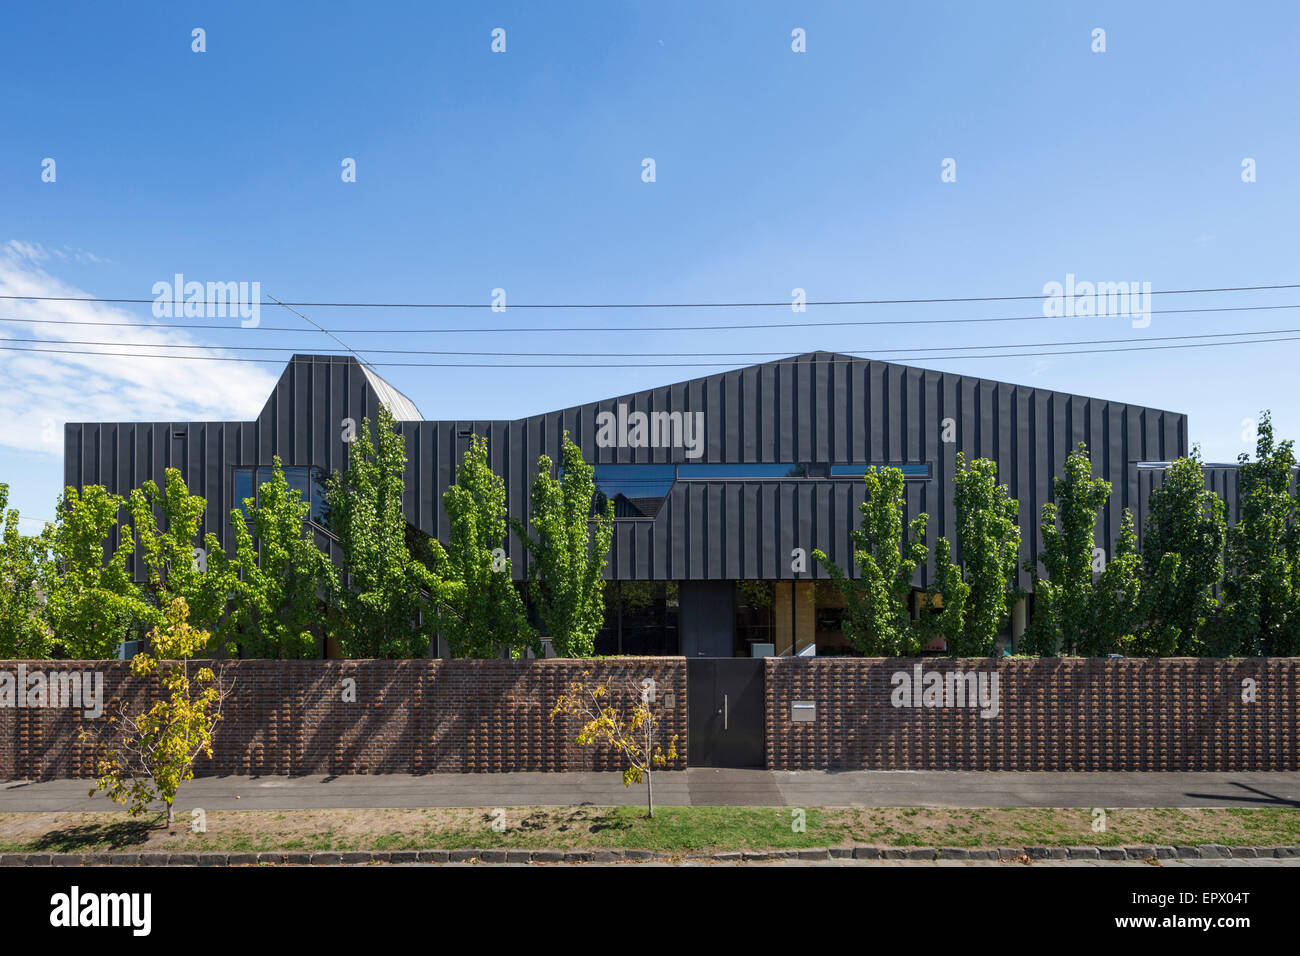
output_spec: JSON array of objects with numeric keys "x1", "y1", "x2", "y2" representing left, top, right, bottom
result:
[
  {"x1": 7, "y1": 656, "x2": 1299, "y2": 778},
  {"x1": 0, "y1": 658, "x2": 687, "y2": 779},
  {"x1": 765, "y1": 657, "x2": 1300, "y2": 771}
]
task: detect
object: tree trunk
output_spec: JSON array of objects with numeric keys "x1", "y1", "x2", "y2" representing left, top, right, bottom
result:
[{"x1": 646, "y1": 769, "x2": 654, "y2": 818}]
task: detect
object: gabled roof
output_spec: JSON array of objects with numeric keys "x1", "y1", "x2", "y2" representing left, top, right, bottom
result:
[
  {"x1": 360, "y1": 364, "x2": 422, "y2": 420},
  {"x1": 530, "y1": 349, "x2": 1188, "y2": 422},
  {"x1": 254, "y1": 354, "x2": 424, "y2": 425}
]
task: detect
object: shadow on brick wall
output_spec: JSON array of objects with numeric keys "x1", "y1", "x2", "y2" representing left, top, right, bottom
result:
[{"x1": 1, "y1": 658, "x2": 689, "y2": 779}]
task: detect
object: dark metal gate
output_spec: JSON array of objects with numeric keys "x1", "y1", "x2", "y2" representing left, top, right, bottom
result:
[{"x1": 687, "y1": 659, "x2": 765, "y2": 768}]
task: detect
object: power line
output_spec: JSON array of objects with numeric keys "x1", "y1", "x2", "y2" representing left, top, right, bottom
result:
[
  {"x1": 1, "y1": 282, "x2": 1298, "y2": 309},
  {"x1": 5, "y1": 326, "x2": 1300, "y2": 358},
  {"x1": 4, "y1": 333, "x2": 1300, "y2": 367},
  {"x1": 263, "y1": 293, "x2": 376, "y2": 373},
  {"x1": 1, "y1": 302, "x2": 1299, "y2": 334}
]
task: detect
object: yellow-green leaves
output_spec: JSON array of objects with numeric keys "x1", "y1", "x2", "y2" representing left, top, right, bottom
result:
[
  {"x1": 325, "y1": 407, "x2": 440, "y2": 658},
  {"x1": 228, "y1": 456, "x2": 336, "y2": 658},
  {"x1": 512, "y1": 432, "x2": 613, "y2": 658},
  {"x1": 551, "y1": 676, "x2": 678, "y2": 817},
  {"x1": 43, "y1": 484, "x2": 149, "y2": 659},
  {"x1": 438, "y1": 433, "x2": 534, "y2": 658},
  {"x1": 814, "y1": 466, "x2": 928, "y2": 655},
  {"x1": 0, "y1": 482, "x2": 50, "y2": 657},
  {"x1": 81, "y1": 597, "x2": 229, "y2": 824},
  {"x1": 128, "y1": 468, "x2": 238, "y2": 643}
]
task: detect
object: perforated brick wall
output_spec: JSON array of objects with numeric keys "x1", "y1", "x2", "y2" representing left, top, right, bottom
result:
[
  {"x1": 0, "y1": 658, "x2": 687, "y2": 779},
  {"x1": 766, "y1": 657, "x2": 1300, "y2": 771}
]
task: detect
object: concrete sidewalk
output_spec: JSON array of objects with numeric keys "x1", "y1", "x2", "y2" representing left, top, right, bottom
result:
[{"x1": 3, "y1": 769, "x2": 1299, "y2": 812}]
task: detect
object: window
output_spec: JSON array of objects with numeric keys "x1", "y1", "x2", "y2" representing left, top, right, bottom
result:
[
  {"x1": 677, "y1": 463, "x2": 808, "y2": 479},
  {"x1": 232, "y1": 465, "x2": 330, "y2": 525},
  {"x1": 232, "y1": 467, "x2": 255, "y2": 514},
  {"x1": 592, "y1": 461, "x2": 932, "y2": 519},
  {"x1": 830, "y1": 463, "x2": 931, "y2": 480},
  {"x1": 594, "y1": 581, "x2": 680, "y2": 655},
  {"x1": 593, "y1": 464, "x2": 676, "y2": 519},
  {"x1": 284, "y1": 466, "x2": 310, "y2": 507},
  {"x1": 310, "y1": 466, "x2": 329, "y2": 525},
  {"x1": 735, "y1": 580, "x2": 777, "y2": 656}
]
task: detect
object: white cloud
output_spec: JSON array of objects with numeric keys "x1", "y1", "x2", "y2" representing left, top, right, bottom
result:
[
  {"x1": 0, "y1": 241, "x2": 279, "y2": 457},
  {"x1": 5, "y1": 240, "x2": 49, "y2": 262}
]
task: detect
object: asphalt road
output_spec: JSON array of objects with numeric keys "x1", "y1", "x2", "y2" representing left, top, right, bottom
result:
[{"x1": 2, "y1": 769, "x2": 1299, "y2": 812}]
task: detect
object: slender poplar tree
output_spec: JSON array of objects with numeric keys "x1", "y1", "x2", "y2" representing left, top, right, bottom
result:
[
  {"x1": 814, "y1": 466, "x2": 928, "y2": 655},
  {"x1": 510, "y1": 432, "x2": 614, "y2": 657},
  {"x1": 435, "y1": 434, "x2": 535, "y2": 658}
]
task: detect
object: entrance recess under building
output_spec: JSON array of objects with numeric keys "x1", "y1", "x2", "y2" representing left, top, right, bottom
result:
[{"x1": 686, "y1": 659, "x2": 765, "y2": 768}]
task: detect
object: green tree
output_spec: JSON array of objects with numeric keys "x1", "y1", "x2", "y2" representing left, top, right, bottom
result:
[
  {"x1": 949, "y1": 454, "x2": 1023, "y2": 656},
  {"x1": 1022, "y1": 443, "x2": 1111, "y2": 655},
  {"x1": 127, "y1": 468, "x2": 238, "y2": 639},
  {"x1": 228, "y1": 457, "x2": 337, "y2": 658},
  {"x1": 1086, "y1": 508, "x2": 1143, "y2": 656},
  {"x1": 814, "y1": 467, "x2": 927, "y2": 655},
  {"x1": 0, "y1": 483, "x2": 50, "y2": 657},
  {"x1": 510, "y1": 432, "x2": 614, "y2": 657},
  {"x1": 43, "y1": 485, "x2": 149, "y2": 659},
  {"x1": 325, "y1": 406, "x2": 440, "y2": 658},
  {"x1": 1221, "y1": 411, "x2": 1300, "y2": 656},
  {"x1": 550, "y1": 673, "x2": 678, "y2": 818},
  {"x1": 81, "y1": 597, "x2": 230, "y2": 825},
  {"x1": 921, "y1": 536, "x2": 969, "y2": 651},
  {"x1": 436, "y1": 434, "x2": 535, "y2": 658},
  {"x1": 1135, "y1": 449, "x2": 1226, "y2": 655}
]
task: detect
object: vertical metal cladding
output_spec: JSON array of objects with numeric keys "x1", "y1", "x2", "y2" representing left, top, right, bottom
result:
[
  {"x1": 64, "y1": 352, "x2": 1189, "y2": 591},
  {"x1": 1133, "y1": 463, "x2": 1249, "y2": 553}
]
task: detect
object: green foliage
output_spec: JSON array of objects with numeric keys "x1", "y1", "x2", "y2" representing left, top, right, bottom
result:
[
  {"x1": 43, "y1": 485, "x2": 150, "y2": 659},
  {"x1": 510, "y1": 432, "x2": 614, "y2": 657},
  {"x1": 1135, "y1": 449, "x2": 1226, "y2": 655},
  {"x1": 1220, "y1": 411, "x2": 1300, "y2": 656},
  {"x1": 228, "y1": 457, "x2": 336, "y2": 658},
  {"x1": 1022, "y1": 443, "x2": 1111, "y2": 655},
  {"x1": 950, "y1": 454, "x2": 1023, "y2": 655},
  {"x1": 1086, "y1": 508, "x2": 1142, "y2": 656},
  {"x1": 325, "y1": 407, "x2": 441, "y2": 658},
  {"x1": 436, "y1": 434, "x2": 535, "y2": 658},
  {"x1": 81, "y1": 597, "x2": 229, "y2": 824},
  {"x1": 550, "y1": 674, "x2": 678, "y2": 818},
  {"x1": 814, "y1": 466, "x2": 927, "y2": 655},
  {"x1": 0, "y1": 484, "x2": 50, "y2": 657},
  {"x1": 921, "y1": 537, "x2": 968, "y2": 650},
  {"x1": 127, "y1": 468, "x2": 237, "y2": 639}
]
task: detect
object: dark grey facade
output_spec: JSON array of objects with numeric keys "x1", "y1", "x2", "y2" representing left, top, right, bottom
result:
[
  {"x1": 1135, "y1": 462, "x2": 1243, "y2": 544},
  {"x1": 64, "y1": 351, "x2": 1192, "y2": 654}
]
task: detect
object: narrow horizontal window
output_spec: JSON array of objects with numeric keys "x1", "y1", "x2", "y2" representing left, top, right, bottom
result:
[
  {"x1": 677, "y1": 463, "x2": 808, "y2": 479},
  {"x1": 830, "y1": 463, "x2": 931, "y2": 480}
]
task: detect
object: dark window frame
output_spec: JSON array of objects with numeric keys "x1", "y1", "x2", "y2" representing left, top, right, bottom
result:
[
  {"x1": 592, "y1": 461, "x2": 933, "y2": 520},
  {"x1": 232, "y1": 465, "x2": 329, "y2": 525}
]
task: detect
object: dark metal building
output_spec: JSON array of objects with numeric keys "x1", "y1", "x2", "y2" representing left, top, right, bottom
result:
[{"x1": 64, "y1": 351, "x2": 1190, "y2": 657}]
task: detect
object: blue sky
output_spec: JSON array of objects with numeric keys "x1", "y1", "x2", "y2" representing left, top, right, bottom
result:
[{"x1": 2, "y1": 1, "x2": 1299, "y2": 525}]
